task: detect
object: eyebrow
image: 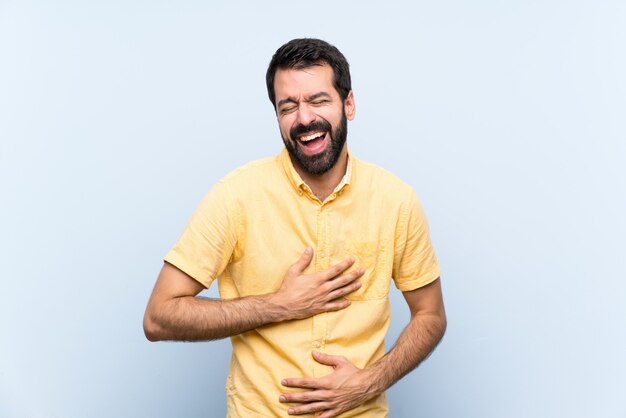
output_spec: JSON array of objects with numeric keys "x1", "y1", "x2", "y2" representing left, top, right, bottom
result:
[{"x1": 277, "y1": 92, "x2": 333, "y2": 109}]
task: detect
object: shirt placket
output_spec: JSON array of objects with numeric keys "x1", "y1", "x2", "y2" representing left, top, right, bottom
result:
[{"x1": 312, "y1": 202, "x2": 330, "y2": 377}]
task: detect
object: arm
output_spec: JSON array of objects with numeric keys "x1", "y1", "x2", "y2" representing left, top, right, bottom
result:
[
  {"x1": 280, "y1": 277, "x2": 446, "y2": 417},
  {"x1": 143, "y1": 248, "x2": 364, "y2": 341},
  {"x1": 363, "y1": 277, "x2": 447, "y2": 391}
]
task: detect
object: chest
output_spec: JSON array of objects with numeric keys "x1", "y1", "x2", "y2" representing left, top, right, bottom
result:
[{"x1": 220, "y1": 191, "x2": 400, "y2": 300}]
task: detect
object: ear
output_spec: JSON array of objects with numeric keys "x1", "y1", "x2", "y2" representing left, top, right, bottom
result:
[{"x1": 344, "y1": 90, "x2": 356, "y2": 121}]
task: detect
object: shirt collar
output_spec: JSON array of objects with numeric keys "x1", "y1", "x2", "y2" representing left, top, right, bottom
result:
[{"x1": 279, "y1": 147, "x2": 353, "y2": 195}]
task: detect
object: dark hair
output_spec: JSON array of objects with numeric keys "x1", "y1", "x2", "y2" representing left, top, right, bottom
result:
[{"x1": 266, "y1": 38, "x2": 352, "y2": 108}]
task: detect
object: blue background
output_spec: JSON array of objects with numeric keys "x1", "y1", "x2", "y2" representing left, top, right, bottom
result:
[{"x1": 1, "y1": 1, "x2": 625, "y2": 417}]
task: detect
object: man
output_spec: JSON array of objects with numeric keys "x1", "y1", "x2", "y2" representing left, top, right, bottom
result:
[{"x1": 144, "y1": 38, "x2": 446, "y2": 417}]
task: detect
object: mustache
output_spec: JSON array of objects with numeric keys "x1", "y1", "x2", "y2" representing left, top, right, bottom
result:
[{"x1": 290, "y1": 120, "x2": 331, "y2": 140}]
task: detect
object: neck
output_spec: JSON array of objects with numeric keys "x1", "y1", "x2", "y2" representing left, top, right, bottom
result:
[{"x1": 293, "y1": 145, "x2": 348, "y2": 202}]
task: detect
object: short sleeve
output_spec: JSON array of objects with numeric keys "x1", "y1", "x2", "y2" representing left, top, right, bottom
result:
[
  {"x1": 392, "y1": 190, "x2": 440, "y2": 291},
  {"x1": 164, "y1": 180, "x2": 237, "y2": 289}
]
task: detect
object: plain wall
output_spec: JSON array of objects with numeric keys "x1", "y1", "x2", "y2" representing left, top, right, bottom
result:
[{"x1": 1, "y1": 1, "x2": 625, "y2": 417}]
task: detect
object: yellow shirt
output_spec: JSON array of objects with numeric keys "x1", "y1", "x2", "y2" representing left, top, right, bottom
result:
[{"x1": 165, "y1": 148, "x2": 440, "y2": 417}]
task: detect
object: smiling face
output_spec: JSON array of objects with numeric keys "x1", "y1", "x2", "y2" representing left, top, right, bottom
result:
[{"x1": 274, "y1": 63, "x2": 355, "y2": 175}]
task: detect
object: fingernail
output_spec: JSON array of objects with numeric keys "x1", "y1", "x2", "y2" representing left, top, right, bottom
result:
[
  {"x1": 356, "y1": 281, "x2": 362, "y2": 287},
  {"x1": 288, "y1": 409, "x2": 294, "y2": 414},
  {"x1": 305, "y1": 247, "x2": 312, "y2": 254},
  {"x1": 281, "y1": 379, "x2": 287, "y2": 385},
  {"x1": 279, "y1": 395, "x2": 286, "y2": 402}
]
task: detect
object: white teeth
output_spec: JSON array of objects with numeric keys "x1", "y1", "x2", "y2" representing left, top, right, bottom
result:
[{"x1": 300, "y1": 132, "x2": 325, "y2": 142}]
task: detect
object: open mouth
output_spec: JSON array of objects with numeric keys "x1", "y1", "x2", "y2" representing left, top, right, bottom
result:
[{"x1": 297, "y1": 130, "x2": 328, "y2": 155}]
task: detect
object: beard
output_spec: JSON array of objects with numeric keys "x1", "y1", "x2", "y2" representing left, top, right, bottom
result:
[{"x1": 282, "y1": 111, "x2": 348, "y2": 176}]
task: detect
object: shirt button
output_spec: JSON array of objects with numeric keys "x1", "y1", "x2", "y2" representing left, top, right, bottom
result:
[{"x1": 312, "y1": 341, "x2": 321, "y2": 348}]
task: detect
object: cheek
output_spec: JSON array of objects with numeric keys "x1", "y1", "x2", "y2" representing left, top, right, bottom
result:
[
  {"x1": 319, "y1": 109, "x2": 341, "y2": 125},
  {"x1": 279, "y1": 125, "x2": 289, "y2": 140},
  {"x1": 278, "y1": 118, "x2": 294, "y2": 139}
]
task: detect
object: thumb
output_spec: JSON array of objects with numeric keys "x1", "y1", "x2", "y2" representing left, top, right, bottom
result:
[
  {"x1": 312, "y1": 351, "x2": 344, "y2": 367},
  {"x1": 289, "y1": 247, "x2": 314, "y2": 274}
]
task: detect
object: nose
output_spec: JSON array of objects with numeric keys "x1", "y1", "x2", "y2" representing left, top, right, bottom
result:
[{"x1": 295, "y1": 103, "x2": 316, "y2": 126}]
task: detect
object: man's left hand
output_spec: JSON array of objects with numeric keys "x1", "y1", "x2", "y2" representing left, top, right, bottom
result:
[{"x1": 280, "y1": 351, "x2": 378, "y2": 417}]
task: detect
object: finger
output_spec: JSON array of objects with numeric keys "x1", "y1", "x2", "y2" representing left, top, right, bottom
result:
[
  {"x1": 322, "y1": 298, "x2": 352, "y2": 312},
  {"x1": 287, "y1": 401, "x2": 332, "y2": 415},
  {"x1": 312, "y1": 351, "x2": 345, "y2": 367},
  {"x1": 281, "y1": 377, "x2": 326, "y2": 389},
  {"x1": 327, "y1": 284, "x2": 361, "y2": 301},
  {"x1": 321, "y1": 257, "x2": 355, "y2": 280},
  {"x1": 318, "y1": 408, "x2": 342, "y2": 418},
  {"x1": 279, "y1": 389, "x2": 332, "y2": 403},
  {"x1": 288, "y1": 247, "x2": 314, "y2": 275},
  {"x1": 326, "y1": 278, "x2": 362, "y2": 300},
  {"x1": 326, "y1": 267, "x2": 364, "y2": 289}
]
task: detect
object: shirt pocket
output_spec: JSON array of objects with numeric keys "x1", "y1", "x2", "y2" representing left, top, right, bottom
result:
[{"x1": 332, "y1": 239, "x2": 390, "y2": 300}]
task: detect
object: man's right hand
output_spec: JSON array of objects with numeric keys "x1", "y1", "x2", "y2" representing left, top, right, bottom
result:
[
  {"x1": 271, "y1": 247, "x2": 364, "y2": 320},
  {"x1": 143, "y1": 247, "x2": 363, "y2": 342}
]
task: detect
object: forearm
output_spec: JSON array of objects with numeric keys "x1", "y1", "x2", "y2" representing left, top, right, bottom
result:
[
  {"x1": 365, "y1": 311, "x2": 447, "y2": 394},
  {"x1": 144, "y1": 293, "x2": 287, "y2": 341},
  {"x1": 143, "y1": 251, "x2": 362, "y2": 343}
]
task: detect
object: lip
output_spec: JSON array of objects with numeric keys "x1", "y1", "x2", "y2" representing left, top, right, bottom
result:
[{"x1": 296, "y1": 131, "x2": 328, "y2": 156}]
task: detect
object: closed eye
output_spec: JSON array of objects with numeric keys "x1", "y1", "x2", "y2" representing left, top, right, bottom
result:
[{"x1": 279, "y1": 105, "x2": 297, "y2": 115}]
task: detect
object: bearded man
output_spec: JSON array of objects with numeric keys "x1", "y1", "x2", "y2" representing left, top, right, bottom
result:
[{"x1": 144, "y1": 38, "x2": 446, "y2": 418}]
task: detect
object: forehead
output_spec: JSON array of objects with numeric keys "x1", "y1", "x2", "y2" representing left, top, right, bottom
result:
[{"x1": 273, "y1": 64, "x2": 337, "y2": 102}]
